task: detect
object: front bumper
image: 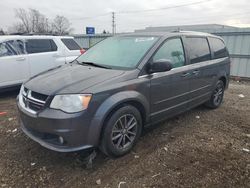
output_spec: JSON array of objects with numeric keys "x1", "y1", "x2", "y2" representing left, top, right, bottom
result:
[{"x1": 17, "y1": 100, "x2": 94, "y2": 152}]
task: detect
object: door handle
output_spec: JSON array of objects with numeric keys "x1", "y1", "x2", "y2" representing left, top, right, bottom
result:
[
  {"x1": 16, "y1": 57, "x2": 25, "y2": 61},
  {"x1": 181, "y1": 72, "x2": 191, "y2": 77},
  {"x1": 192, "y1": 70, "x2": 200, "y2": 75}
]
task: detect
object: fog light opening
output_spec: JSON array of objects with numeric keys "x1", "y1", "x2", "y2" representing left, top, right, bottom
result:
[{"x1": 59, "y1": 136, "x2": 64, "y2": 144}]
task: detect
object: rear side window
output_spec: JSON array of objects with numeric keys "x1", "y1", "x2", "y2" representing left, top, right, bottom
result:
[
  {"x1": 185, "y1": 37, "x2": 211, "y2": 64},
  {"x1": 26, "y1": 39, "x2": 58, "y2": 54},
  {"x1": 209, "y1": 37, "x2": 228, "y2": 59},
  {"x1": 61, "y1": 38, "x2": 81, "y2": 50}
]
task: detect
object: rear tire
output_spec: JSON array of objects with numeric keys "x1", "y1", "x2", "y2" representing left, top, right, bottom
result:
[
  {"x1": 100, "y1": 105, "x2": 142, "y2": 157},
  {"x1": 205, "y1": 80, "x2": 225, "y2": 109}
]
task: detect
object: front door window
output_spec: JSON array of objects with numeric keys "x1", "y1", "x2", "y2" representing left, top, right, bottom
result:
[{"x1": 153, "y1": 38, "x2": 185, "y2": 68}]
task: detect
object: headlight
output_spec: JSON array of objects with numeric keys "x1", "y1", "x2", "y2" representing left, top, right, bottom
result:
[{"x1": 50, "y1": 94, "x2": 92, "y2": 113}]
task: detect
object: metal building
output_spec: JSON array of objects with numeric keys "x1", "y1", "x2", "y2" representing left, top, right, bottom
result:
[
  {"x1": 217, "y1": 31, "x2": 250, "y2": 78},
  {"x1": 74, "y1": 24, "x2": 250, "y2": 78}
]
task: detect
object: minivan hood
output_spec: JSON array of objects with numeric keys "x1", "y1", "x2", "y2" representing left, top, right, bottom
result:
[{"x1": 25, "y1": 63, "x2": 125, "y2": 95}]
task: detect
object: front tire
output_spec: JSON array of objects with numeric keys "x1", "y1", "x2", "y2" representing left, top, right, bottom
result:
[
  {"x1": 205, "y1": 80, "x2": 225, "y2": 109},
  {"x1": 100, "y1": 105, "x2": 142, "y2": 157}
]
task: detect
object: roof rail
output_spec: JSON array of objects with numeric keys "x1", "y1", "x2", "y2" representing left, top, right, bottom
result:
[
  {"x1": 171, "y1": 30, "x2": 210, "y2": 34},
  {"x1": 9, "y1": 32, "x2": 63, "y2": 36}
]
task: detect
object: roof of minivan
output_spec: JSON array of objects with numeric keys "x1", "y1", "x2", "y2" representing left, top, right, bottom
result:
[
  {"x1": 117, "y1": 31, "x2": 217, "y2": 38},
  {"x1": 0, "y1": 35, "x2": 74, "y2": 42}
]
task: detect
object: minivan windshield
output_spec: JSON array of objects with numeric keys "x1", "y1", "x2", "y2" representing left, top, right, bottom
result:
[{"x1": 76, "y1": 36, "x2": 159, "y2": 69}]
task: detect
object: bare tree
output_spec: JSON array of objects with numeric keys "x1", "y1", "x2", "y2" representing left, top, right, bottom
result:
[
  {"x1": 8, "y1": 23, "x2": 27, "y2": 34},
  {"x1": 10, "y1": 8, "x2": 73, "y2": 35},
  {"x1": 29, "y1": 9, "x2": 51, "y2": 33},
  {"x1": 52, "y1": 15, "x2": 73, "y2": 35},
  {"x1": 13, "y1": 8, "x2": 51, "y2": 34},
  {"x1": 15, "y1": 8, "x2": 31, "y2": 33}
]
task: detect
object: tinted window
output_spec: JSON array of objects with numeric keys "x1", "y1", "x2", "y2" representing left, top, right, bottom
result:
[
  {"x1": 0, "y1": 42, "x2": 16, "y2": 57},
  {"x1": 61, "y1": 39, "x2": 81, "y2": 50},
  {"x1": 50, "y1": 40, "x2": 58, "y2": 51},
  {"x1": 209, "y1": 37, "x2": 228, "y2": 59},
  {"x1": 153, "y1": 38, "x2": 185, "y2": 68},
  {"x1": 8, "y1": 40, "x2": 25, "y2": 54},
  {"x1": 26, "y1": 39, "x2": 57, "y2": 54},
  {"x1": 186, "y1": 37, "x2": 211, "y2": 64}
]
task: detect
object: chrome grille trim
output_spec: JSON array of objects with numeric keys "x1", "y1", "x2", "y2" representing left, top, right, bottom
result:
[
  {"x1": 19, "y1": 94, "x2": 37, "y2": 114},
  {"x1": 27, "y1": 90, "x2": 46, "y2": 104},
  {"x1": 19, "y1": 87, "x2": 48, "y2": 114}
]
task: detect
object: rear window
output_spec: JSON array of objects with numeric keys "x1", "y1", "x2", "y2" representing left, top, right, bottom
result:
[
  {"x1": 209, "y1": 37, "x2": 228, "y2": 59},
  {"x1": 61, "y1": 38, "x2": 81, "y2": 50},
  {"x1": 26, "y1": 39, "x2": 58, "y2": 54},
  {"x1": 185, "y1": 37, "x2": 211, "y2": 64}
]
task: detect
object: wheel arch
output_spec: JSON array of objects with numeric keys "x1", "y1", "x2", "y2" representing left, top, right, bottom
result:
[
  {"x1": 218, "y1": 76, "x2": 227, "y2": 88},
  {"x1": 87, "y1": 91, "x2": 149, "y2": 146},
  {"x1": 217, "y1": 67, "x2": 229, "y2": 89}
]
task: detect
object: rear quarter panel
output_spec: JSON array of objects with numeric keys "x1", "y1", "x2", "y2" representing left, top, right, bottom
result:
[{"x1": 56, "y1": 38, "x2": 81, "y2": 63}]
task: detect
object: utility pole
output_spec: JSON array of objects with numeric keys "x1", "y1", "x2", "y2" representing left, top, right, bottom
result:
[{"x1": 112, "y1": 12, "x2": 115, "y2": 35}]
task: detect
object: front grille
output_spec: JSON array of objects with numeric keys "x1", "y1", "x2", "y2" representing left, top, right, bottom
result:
[
  {"x1": 28, "y1": 99, "x2": 44, "y2": 111},
  {"x1": 31, "y1": 91, "x2": 48, "y2": 101},
  {"x1": 20, "y1": 87, "x2": 49, "y2": 113}
]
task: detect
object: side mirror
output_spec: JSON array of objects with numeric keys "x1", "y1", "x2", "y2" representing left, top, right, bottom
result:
[{"x1": 148, "y1": 59, "x2": 173, "y2": 74}]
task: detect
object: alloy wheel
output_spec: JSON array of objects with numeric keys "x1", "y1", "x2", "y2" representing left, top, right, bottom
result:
[
  {"x1": 111, "y1": 114, "x2": 137, "y2": 150},
  {"x1": 213, "y1": 83, "x2": 224, "y2": 106}
]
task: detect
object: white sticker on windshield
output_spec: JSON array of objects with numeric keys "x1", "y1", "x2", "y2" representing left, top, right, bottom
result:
[{"x1": 135, "y1": 37, "x2": 155, "y2": 42}]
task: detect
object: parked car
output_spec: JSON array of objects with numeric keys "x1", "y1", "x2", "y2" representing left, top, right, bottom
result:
[
  {"x1": 17, "y1": 31, "x2": 230, "y2": 157},
  {"x1": 0, "y1": 35, "x2": 85, "y2": 91}
]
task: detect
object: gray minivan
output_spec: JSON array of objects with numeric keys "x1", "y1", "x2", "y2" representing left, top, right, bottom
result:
[{"x1": 17, "y1": 31, "x2": 230, "y2": 157}]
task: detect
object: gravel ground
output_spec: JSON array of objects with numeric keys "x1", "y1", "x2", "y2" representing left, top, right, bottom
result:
[{"x1": 0, "y1": 81, "x2": 249, "y2": 188}]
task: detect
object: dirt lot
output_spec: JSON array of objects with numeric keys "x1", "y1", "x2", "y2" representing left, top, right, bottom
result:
[{"x1": 0, "y1": 81, "x2": 249, "y2": 188}]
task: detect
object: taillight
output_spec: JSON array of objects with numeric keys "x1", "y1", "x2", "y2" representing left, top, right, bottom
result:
[{"x1": 80, "y1": 48, "x2": 86, "y2": 54}]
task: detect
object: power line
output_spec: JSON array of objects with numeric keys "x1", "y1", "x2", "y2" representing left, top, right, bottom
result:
[
  {"x1": 71, "y1": 0, "x2": 212, "y2": 21},
  {"x1": 117, "y1": 12, "x2": 250, "y2": 32},
  {"x1": 120, "y1": 11, "x2": 250, "y2": 26},
  {"x1": 117, "y1": 0, "x2": 212, "y2": 14},
  {"x1": 70, "y1": 0, "x2": 213, "y2": 33}
]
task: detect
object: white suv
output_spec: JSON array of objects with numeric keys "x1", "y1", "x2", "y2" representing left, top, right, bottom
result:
[{"x1": 0, "y1": 35, "x2": 85, "y2": 91}]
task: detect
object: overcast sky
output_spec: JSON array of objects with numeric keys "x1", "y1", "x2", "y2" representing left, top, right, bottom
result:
[{"x1": 0, "y1": 0, "x2": 249, "y2": 34}]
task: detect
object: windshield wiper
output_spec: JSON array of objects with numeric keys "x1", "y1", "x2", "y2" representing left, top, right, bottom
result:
[{"x1": 78, "y1": 61, "x2": 111, "y2": 69}]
